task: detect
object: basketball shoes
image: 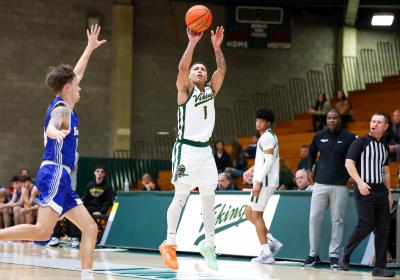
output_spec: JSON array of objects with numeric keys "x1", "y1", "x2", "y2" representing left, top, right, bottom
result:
[
  {"x1": 199, "y1": 243, "x2": 218, "y2": 270},
  {"x1": 159, "y1": 241, "x2": 178, "y2": 270}
]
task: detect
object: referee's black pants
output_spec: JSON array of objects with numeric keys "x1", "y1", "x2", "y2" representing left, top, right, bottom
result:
[{"x1": 343, "y1": 184, "x2": 390, "y2": 268}]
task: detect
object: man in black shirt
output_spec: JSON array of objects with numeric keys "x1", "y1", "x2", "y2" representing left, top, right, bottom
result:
[
  {"x1": 303, "y1": 110, "x2": 356, "y2": 269},
  {"x1": 339, "y1": 113, "x2": 394, "y2": 277},
  {"x1": 47, "y1": 165, "x2": 114, "y2": 247},
  {"x1": 82, "y1": 165, "x2": 114, "y2": 215},
  {"x1": 388, "y1": 109, "x2": 400, "y2": 161},
  {"x1": 297, "y1": 145, "x2": 309, "y2": 170},
  {"x1": 214, "y1": 141, "x2": 232, "y2": 173}
]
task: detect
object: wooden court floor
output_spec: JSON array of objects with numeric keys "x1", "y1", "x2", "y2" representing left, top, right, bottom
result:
[{"x1": 0, "y1": 241, "x2": 398, "y2": 279}]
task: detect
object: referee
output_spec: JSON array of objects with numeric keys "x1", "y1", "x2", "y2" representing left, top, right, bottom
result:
[{"x1": 339, "y1": 113, "x2": 394, "y2": 277}]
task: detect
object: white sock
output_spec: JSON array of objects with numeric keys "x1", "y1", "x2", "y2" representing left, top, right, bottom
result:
[
  {"x1": 166, "y1": 193, "x2": 189, "y2": 246},
  {"x1": 200, "y1": 194, "x2": 216, "y2": 246},
  {"x1": 261, "y1": 244, "x2": 272, "y2": 255},
  {"x1": 267, "y1": 233, "x2": 275, "y2": 242},
  {"x1": 81, "y1": 269, "x2": 94, "y2": 280}
]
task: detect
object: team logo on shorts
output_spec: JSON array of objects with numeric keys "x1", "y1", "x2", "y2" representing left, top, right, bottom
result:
[{"x1": 174, "y1": 164, "x2": 188, "y2": 179}]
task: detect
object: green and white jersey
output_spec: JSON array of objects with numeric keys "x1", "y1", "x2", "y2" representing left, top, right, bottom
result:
[
  {"x1": 253, "y1": 128, "x2": 280, "y2": 187},
  {"x1": 176, "y1": 85, "x2": 215, "y2": 142}
]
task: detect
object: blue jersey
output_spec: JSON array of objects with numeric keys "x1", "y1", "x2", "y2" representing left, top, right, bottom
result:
[{"x1": 42, "y1": 97, "x2": 79, "y2": 170}]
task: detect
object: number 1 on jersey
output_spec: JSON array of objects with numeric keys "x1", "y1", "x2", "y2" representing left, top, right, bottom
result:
[{"x1": 203, "y1": 106, "x2": 207, "y2": 119}]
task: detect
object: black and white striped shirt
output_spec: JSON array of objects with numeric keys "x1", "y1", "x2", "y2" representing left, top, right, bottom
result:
[{"x1": 346, "y1": 135, "x2": 389, "y2": 184}]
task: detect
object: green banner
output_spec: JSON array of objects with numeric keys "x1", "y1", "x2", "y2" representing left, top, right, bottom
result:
[{"x1": 101, "y1": 191, "x2": 397, "y2": 265}]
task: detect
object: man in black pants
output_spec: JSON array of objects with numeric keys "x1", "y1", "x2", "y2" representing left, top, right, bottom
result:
[
  {"x1": 339, "y1": 112, "x2": 394, "y2": 277},
  {"x1": 303, "y1": 109, "x2": 356, "y2": 269}
]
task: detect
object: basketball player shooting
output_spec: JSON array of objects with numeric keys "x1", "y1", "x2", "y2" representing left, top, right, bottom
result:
[{"x1": 159, "y1": 26, "x2": 226, "y2": 271}]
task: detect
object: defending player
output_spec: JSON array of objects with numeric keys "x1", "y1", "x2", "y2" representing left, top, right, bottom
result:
[{"x1": 0, "y1": 24, "x2": 106, "y2": 280}]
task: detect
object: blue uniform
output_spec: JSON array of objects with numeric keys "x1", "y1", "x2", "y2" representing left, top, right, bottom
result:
[{"x1": 35, "y1": 97, "x2": 82, "y2": 215}]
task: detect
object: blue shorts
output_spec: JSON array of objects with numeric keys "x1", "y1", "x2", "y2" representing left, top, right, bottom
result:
[{"x1": 35, "y1": 164, "x2": 82, "y2": 216}]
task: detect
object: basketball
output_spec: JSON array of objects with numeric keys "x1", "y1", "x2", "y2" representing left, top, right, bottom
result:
[{"x1": 185, "y1": 5, "x2": 212, "y2": 32}]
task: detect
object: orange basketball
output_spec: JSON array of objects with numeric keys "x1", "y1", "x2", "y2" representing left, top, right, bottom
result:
[{"x1": 185, "y1": 5, "x2": 212, "y2": 32}]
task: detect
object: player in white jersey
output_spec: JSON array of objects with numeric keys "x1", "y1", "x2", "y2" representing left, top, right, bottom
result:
[
  {"x1": 159, "y1": 26, "x2": 226, "y2": 271},
  {"x1": 0, "y1": 25, "x2": 105, "y2": 280},
  {"x1": 243, "y1": 108, "x2": 283, "y2": 264}
]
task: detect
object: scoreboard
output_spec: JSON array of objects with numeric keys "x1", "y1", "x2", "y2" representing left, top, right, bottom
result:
[{"x1": 226, "y1": 6, "x2": 292, "y2": 49}]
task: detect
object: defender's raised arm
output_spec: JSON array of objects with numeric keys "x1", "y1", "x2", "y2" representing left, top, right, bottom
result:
[{"x1": 74, "y1": 24, "x2": 106, "y2": 83}]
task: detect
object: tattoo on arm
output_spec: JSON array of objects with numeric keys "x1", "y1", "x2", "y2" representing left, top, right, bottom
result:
[
  {"x1": 215, "y1": 49, "x2": 226, "y2": 71},
  {"x1": 49, "y1": 106, "x2": 70, "y2": 129}
]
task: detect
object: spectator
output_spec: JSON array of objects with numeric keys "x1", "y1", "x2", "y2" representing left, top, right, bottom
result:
[
  {"x1": 19, "y1": 176, "x2": 39, "y2": 224},
  {"x1": 143, "y1": 180, "x2": 160, "y2": 191},
  {"x1": 0, "y1": 189, "x2": 8, "y2": 228},
  {"x1": 19, "y1": 169, "x2": 30, "y2": 177},
  {"x1": 295, "y1": 169, "x2": 314, "y2": 191},
  {"x1": 334, "y1": 90, "x2": 352, "y2": 128},
  {"x1": 1, "y1": 176, "x2": 24, "y2": 226},
  {"x1": 225, "y1": 142, "x2": 247, "y2": 179},
  {"x1": 5, "y1": 178, "x2": 15, "y2": 201},
  {"x1": 0, "y1": 176, "x2": 19, "y2": 228},
  {"x1": 397, "y1": 169, "x2": 400, "y2": 188},
  {"x1": 213, "y1": 141, "x2": 232, "y2": 173},
  {"x1": 141, "y1": 173, "x2": 152, "y2": 185},
  {"x1": 297, "y1": 145, "x2": 309, "y2": 170},
  {"x1": 77, "y1": 165, "x2": 114, "y2": 245},
  {"x1": 244, "y1": 134, "x2": 260, "y2": 159},
  {"x1": 303, "y1": 109, "x2": 356, "y2": 269},
  {"x1": 387, "y1": 109, "x2": 400, "y2": 162},
  {"x1": 278, "y1": 158, "x2": 295, "y2": 190},
  {"x1": 141, "y1": 173, "x2": 160, "y2": 191},
  {"x1": 48, "y1": 165, "x2": 114, "y2": 248},
  {"x1": 217, "y1": 173, "x2": 239, "y2": 191},
  {"x1": 82, "y1": 165, "x2": 114, "y2": 216},
  {"x1": 309, "y1": 93, "x2": 332, "y2": 132}
]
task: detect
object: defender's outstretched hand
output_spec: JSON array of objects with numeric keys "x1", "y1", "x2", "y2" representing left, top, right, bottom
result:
[
  {"x1": 75, "y1": 24, "x2": 106, "y2": 83},
  {"x1": 87, "y1": 24, "x2": 107, "y2": 50}
]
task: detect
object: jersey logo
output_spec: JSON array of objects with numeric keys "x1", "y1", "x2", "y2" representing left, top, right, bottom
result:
[
  {"x1": 194, "y1": 91, "x2": 214, "y2": 107},
  {"x1": 320, "y1": 139, "x2": 328, "y2": 143},
  {"x1": 73, "y1": 127, "x2": 79, "y2": 136},
  {"x1": 174, "y1": 164, "x2": 188, "y2": 179},
  {"x1": 337, "y1": 140, "x2": 343, "y2": 143}
]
